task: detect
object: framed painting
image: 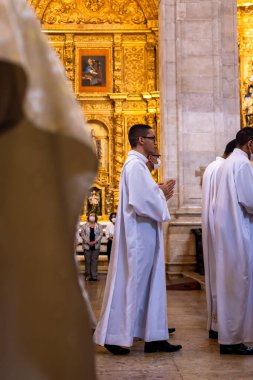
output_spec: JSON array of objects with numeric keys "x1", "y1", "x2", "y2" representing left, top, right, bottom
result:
[{"x1": 76, "y1": 48, "x2": 111, "y2": 94}]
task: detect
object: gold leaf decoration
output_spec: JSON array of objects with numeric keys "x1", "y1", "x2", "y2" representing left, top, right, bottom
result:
[
  {"x1": 42, "y1": 0, "x2": 146, "y2": 25},
  {"x1": 123, "y1": 47, "x2": 146, "y2": 93}
]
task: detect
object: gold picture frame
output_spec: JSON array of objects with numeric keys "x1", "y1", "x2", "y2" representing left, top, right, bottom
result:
[{"x1": 76, "y1": 48, "x2": 112, "y2": 94}]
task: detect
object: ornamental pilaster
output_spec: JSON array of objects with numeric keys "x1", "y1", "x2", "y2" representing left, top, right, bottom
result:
[
  {"x1": 146, "y1": 32, "x2": 156, "y2": 92},
  {"x1": 64, "y1": 34, "x2": 75, "y2": 83},
  {"x1": 113, "y1": 34, "x2": 123, "y2": 93}
]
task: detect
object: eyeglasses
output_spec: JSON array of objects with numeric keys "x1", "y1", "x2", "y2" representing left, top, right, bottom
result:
[{"x1": 141, "y1": 136, "x2": 156, "y2": 142}]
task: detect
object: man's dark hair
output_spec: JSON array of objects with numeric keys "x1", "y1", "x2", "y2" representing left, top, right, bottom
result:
[
  {"x1": 224, "y1": 139, "x2": 237, "y2": 156},
  {"x1": 128, "y1": 124, "x2": 152, "y2": 148},
  {"x1": 236, "y1": 127, "x2": 253, "y2": 147}
]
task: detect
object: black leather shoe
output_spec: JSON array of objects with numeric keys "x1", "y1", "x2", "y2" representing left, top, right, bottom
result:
[
  {"x1": 220, "y1": 343, "x2": 253, "y2": 355},
  {"x1": 104, "y1": 344, "x2": 130, "y2": 355},
  {"x1": 168, "y1": 327, "x2": 176, "y2": 334},
  {"x1": 209, "y1": 329, "x2": 218, "y2": 339},
  {"x1": 144, "y1": 340, "x2": 182, "y2": 353}
]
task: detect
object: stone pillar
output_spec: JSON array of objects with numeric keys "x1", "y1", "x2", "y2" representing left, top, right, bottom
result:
[{"x1": 159, "y1": 0, "x2": 240, "y2": 278}]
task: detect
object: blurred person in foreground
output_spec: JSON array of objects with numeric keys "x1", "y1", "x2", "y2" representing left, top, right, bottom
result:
[
  {"x1": 0, "y1": 0, "x2": 97, "y2": 378},
  {"x1": 94, "y1": 123, "x2": 182, "y2": 355}
]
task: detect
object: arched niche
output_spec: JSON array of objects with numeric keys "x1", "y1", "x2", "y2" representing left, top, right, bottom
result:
[{"x1": 87, "y1": 120, "x2": 109, "y2": 172}]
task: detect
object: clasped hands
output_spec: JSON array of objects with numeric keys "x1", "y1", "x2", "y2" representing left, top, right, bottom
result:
[
  {"x1": 159, "y1": 179, "x2": 176, "y2": 201},
  {"x1": 88, "y1": 241, "x2": 96, "y2": 246}
]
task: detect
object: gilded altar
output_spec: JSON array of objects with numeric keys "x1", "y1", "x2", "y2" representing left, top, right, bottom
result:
[
  {"x1": 238, "y1": 1, "x2": 253, "y2": 127},
  {"x1": 28, "y1": 0, "x2": 160, "y2": 220}
]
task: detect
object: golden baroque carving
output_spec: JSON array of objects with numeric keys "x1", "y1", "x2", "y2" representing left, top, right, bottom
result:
[
  {"x1": 146, "y1": 33, "x2": 156, "y2": 92},
  {"x1": 74, "y1": 35, "x2": 113, "y2": 42},
  {"x1": 64, "y1": 34, "x2": 75, "y2": 81},
  {"x1": 113, "y1": 34, "x2": 123, "y2": 93},
  {"x1": 105, "y1": 186, "x2": 114, "y2": 214},
  {"x1": 47, "y1": 35, "x2": 65, "y2": 63},
  {"x1": 126, "y1": 115, "x2": 146, "y2": 129},
  {"x1": 86, "y1": 115, "x2": 112, "y2": 132},
  {"x1": 146, "y1": 112, "x2": 156, "y2": 127},
  {"x1": 82, "y1": 101, "x2": 113, "y2": 112},
  {"x1": 123, "y1": 46, "x2": 145, "y2": 93},
  {"x1": 41, "y1": 0, "x2": 146, "y2": 25},
  {"x1": 238, "y1": 35, "x2": 253, "y2": 56},
  {"x1": 238, "y1": 5, "x2": 253, "y2": 127},
  {"x1": 48, "y1": 35, "x2": 65, "y2": 42},
  {"x1": 123, "y1": 101, "x2": 146, "y2": 111},
  {"x1": 97, "y1": 167, "x2": 109, "y2": 186},
  {"x1": 122, "y1": 35, "x2": 146, "y2": 42},
  {"x1": 238, "y1": 5, "x2": 253, "y2": 22},
  {"x1": 85, "y1": 0, "x2": 105, "y2": 12},
  {"x1": 113, "y1": 113, "x2": 124, "y2": 189},
  {"x1": 54, "y1": 46, "x2": 65, "y2": 63},
  {"x1": 31, "y1": 0, "x2": 158, "y2": 22}
]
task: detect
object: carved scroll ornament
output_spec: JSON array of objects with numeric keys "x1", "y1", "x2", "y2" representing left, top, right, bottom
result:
[{"x1": 41, "y1": 0, "x2": 146, "y2": 25}]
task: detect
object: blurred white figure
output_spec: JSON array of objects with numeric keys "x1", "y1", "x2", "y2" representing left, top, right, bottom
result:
[
  {"x1": 202, "y1": 139, "x2": 236, "y2": 339},
  {"x1": 0, "y1": 0, "x2": 97, "y2": 379}
]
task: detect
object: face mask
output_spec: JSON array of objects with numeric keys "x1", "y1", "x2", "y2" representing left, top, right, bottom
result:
[
  {"x1": 111, "y1": 217, "x2": 116, "y2": 223},
  {"x1": 153, "y1": 158, "x2": 161, "y2": 170},
  {"x1": 89, "y1": 216, "x2": 95, "y2": 222}
]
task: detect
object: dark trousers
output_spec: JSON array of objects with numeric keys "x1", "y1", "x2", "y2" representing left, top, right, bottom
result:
[
  {"x1": 107, "y1": 239, "x2": 112, "y2": 263},
  {"x1": 84, "y1": 249, "x2": 99, "y2": 279}
]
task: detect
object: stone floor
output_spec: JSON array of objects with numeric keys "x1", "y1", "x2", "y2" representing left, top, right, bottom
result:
[{"x1": 83, "y1": 274, "x2": 253, "y2": 380}]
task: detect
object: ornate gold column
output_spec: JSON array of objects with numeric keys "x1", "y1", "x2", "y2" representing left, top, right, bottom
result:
[
  {"x1": 109, "y1": 94, "x2": 127, "y2": 208},
  {"x1": 113, "y1": 34, "x2": 123, "y2": 93},
  {"x1": 113, "y1": 112, "x2": 124, "y2": 189},
  {"x1": 64, "y1": 34, "x2": 75, "y2": 82},
  {"x1": 146, "y1": 31, "x2": 157, "y2": 92}
]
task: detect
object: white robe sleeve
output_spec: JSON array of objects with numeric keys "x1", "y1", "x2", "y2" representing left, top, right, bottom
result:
[
  {"x1": 127, "y1": 160, "x2": 170, "y2": 222},
  {"x1": 235, "y1": 162, "x2": 253, "y2": 214}
]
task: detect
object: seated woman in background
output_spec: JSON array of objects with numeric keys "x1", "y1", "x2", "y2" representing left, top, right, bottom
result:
[
  {"x1": 105, "y1": 212, "x2": 117, "y2": 263},
  {"x1": 81, "y1": 212, "x2": 103, "y2": 281}
]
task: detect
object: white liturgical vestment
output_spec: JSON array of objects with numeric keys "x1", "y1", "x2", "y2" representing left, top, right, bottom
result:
[
  {"x1": 214, "y1": 149, "x2": 253, "y2": 345},
  {"x1": 94, "y1": 150, "x2": 171, "y2": 347},
  {"x1": 202, "y1": 157, "x2": 224, "y2": 332},
  {"x1": 0, "y1": 1, "x2": 97, "y2": 379}
]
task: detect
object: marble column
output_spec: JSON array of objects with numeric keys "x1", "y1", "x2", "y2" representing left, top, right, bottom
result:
[{"x1": 159, "y1": 0, "x2": 240, "y2": 278}]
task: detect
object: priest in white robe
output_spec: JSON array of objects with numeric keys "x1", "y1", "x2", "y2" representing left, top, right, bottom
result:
[
  {"x1": 94, "y1": 124, "x2": 182, "y2": 355},
  {"x1": 214, "y1": 127, "x2": 253, "y2": 355},
  {"x1": 0, "y1": 1, "x2": 97, "y2": 378},
  {"x1": 202, "y1": 139, "x2": 236, "y2": 339}
]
